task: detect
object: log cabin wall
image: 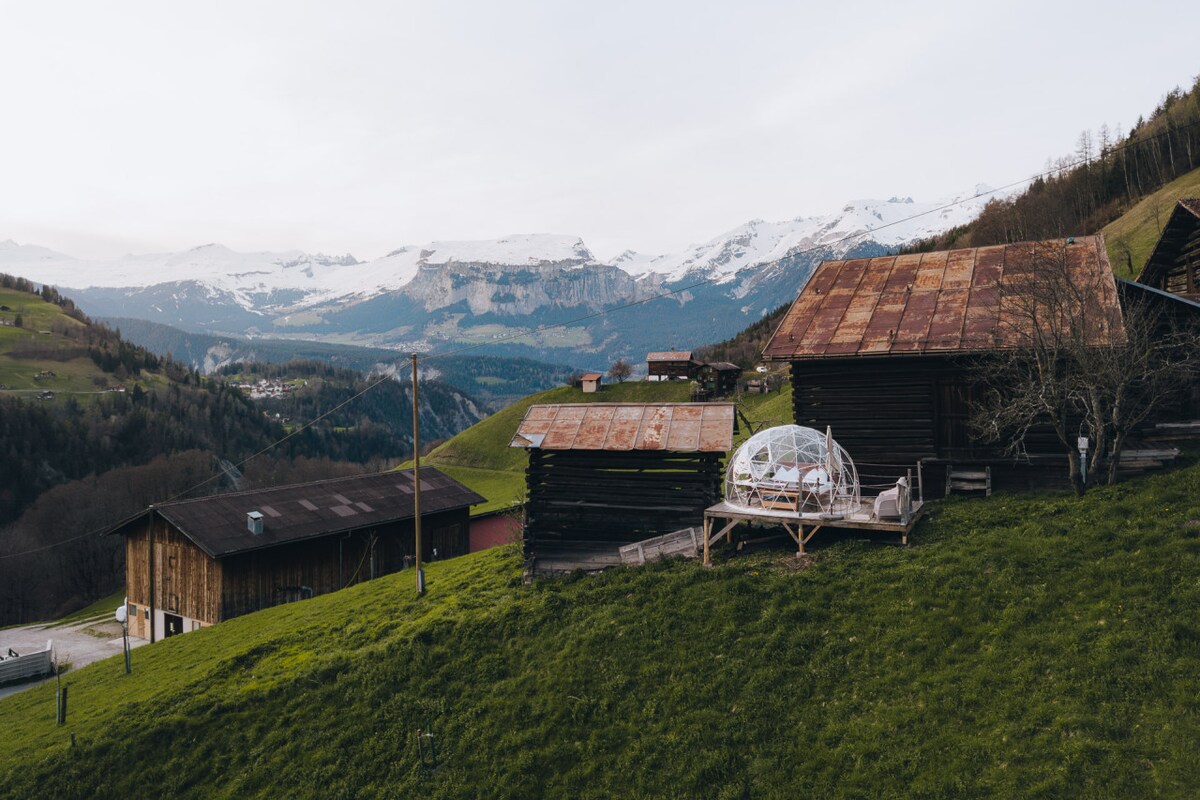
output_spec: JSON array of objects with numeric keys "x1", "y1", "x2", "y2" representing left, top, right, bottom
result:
[
  {"x1": 524, "y1": 449, "x2": 722, "y2": 551},
  {"x1": 1139, "y1": 201, "x2": 1200, "y2": 300},
  {"x1": 123, "y1": 513, "x2": 222, "y2": 633},
  {"x1": 789, "y1": 355, "x2": 1077, "y2": 496}
]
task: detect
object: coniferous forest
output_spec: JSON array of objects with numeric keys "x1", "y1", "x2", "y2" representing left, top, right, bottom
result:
[{"x1": 908, "y1": 77, "x2": 1200, "y2": 257}]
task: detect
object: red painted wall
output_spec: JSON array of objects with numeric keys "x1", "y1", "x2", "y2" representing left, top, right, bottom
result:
[{"x1": 469, "y1": 513, "x2": 521, "y2": 553}]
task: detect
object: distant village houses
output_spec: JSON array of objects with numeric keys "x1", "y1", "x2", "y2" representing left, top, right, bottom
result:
[{"x1": 232, "y1": 377, "x2": 297, "y2": 400}]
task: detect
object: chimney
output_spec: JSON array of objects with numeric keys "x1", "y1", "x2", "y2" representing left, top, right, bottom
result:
[{"x1": 247, "y1": 511, "x2": 264, "y2": 535}]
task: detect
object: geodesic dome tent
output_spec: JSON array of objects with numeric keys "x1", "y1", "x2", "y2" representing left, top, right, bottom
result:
[{"x1": 724, "y1": 424, "x2": 860, "y2": 516}]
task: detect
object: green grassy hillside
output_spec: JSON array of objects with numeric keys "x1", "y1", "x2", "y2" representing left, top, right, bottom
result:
[
  {"x1": 0, "y1": 287, "x2": 132, "y2": 395},
  {"x1": 1103, "y1": 166, "x2": 1200, "y2": 278},
  {"x1": 3, "y1": 461, "x2": 1200, "y2": 797}
]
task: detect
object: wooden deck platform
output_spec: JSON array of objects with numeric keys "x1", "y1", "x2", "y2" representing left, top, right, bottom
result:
[{"x1": 702, "y1": 499, "x2": 927, "y2": 565}]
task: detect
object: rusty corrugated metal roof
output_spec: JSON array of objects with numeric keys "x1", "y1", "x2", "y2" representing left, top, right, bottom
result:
[
  {"x1": 646, "y1": 351, "x2": 694, "y2": 362},
  {"x1": 510, "y1": 403, "x2": 734, "y2": 452},
  {"x1": 764, "y1": 236, "x2": 1125, "y2": 360}
]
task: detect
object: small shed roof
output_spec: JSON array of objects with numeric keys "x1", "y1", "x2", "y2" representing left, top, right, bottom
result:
[
  {"x1": 647, "y1": 351, "x2": 694, "y2": 362},
  {"x1": 581, "y1": 373, "x2": 603, "y2": 380},
  {"x1": 108, "y1": 468, "x2": 484, "y2": 558},
  {"x1": 704, "y1": 361, "x2": 741, "y2": 371},
  {"x1": 764, "y1": 236, "x2": 1124, "y2": 360},
  {"x1": 509, "y1": 403, "x2": 735, "y2": 452}
]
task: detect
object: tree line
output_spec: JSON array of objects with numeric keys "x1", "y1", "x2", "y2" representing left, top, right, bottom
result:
[{"x1": 907, "y1": 75, "x2": 1200, "y2": 259}]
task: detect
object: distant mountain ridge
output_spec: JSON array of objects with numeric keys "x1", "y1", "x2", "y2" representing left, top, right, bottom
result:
[{"x1": 0, "y1": 187, "x2": 1004, "y2": 366}]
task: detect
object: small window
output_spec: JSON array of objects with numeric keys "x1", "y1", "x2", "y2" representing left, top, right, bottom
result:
[
  {"x1": 144, "y1": 608, "x2": 150, "y2": 620},
  {"x1": 168, "y1": 555, "x2": 177, "y2": 569}
]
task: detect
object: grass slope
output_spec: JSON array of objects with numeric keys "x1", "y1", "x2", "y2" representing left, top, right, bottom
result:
[
  {"x1": 1103, "y1": 166, "x2": 1200, "y2": 278},
  {"x1": 0, "y1": 288, "x2": 164, "y2": 396},
  {"x1": 5, "y1": 462, "x2": 1200, "y2": 797}
]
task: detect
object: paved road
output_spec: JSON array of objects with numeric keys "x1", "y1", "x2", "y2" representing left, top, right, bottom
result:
[{"x1": 0, "y1": 617, "x2": 147, "y2": 700}]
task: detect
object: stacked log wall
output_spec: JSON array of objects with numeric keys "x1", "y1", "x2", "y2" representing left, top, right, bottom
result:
[{"x1": 524, "y1": 449, "x2": 721, "y2": 550}]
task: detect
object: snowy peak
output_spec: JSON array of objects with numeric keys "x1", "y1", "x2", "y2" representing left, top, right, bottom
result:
[
  {"x1": 623, "y1": 185, "x2": 1007, "y2": 283},
  {"x1": 416, "y1": 234, "x2": 595, "y2": 267},
  {"x1": 0, "y1": 186, "x2": 1004, "y2": 313}
]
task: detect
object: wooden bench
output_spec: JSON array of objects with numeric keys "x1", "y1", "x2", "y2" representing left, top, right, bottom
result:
[{"x1": 945, "y1": 466, "x2": 991, "y2": 496}]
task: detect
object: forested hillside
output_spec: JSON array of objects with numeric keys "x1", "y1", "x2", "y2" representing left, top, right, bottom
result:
[
  {"x1": 906, "y1": 77, "x2": 1200, "y2": 257},
  {"x1": 0, "y1": 278, "x2": 483, "y2": 626},
  {"x1": 217, "y1": 359, "x2": 484, "y2": 461},
  {"x1": 108, "y1": 316, "x2": 574, "y2": 410},
  {"x1": 694, "y1": 302, "x2": 790, "y2": 368}
]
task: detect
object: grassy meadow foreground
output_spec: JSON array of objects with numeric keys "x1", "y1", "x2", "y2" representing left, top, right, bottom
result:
[{"x1": 3, "y1": 457, "x2": 1200, "y2": 798}]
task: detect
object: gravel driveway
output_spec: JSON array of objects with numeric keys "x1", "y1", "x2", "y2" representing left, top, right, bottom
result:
[{"x1": 0, "y1": 617, "x2": 147, "y2": 700}]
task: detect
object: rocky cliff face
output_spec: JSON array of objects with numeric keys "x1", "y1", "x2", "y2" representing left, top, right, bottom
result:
[{"x1": 402, "y1": 261, "x2": 639, "y2": 315}]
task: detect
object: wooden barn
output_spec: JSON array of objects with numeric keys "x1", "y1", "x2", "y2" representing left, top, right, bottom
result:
[
  {"x1": 697, "y1": 361, "x2": 741, "y2": 396},
  {"x1": 762, "y1": 236, "x2": 1158, "y2": 494},
  {"x1": 107, "y1": 469, "x2": 483, "y2": 641},
  {"x1": 510, "y1": 402, "x2": 735, "y2": 574},
  {"x1": 647, "y1": 350, "x2": 700, "y2": 381},
  {"x1": 1136, "y1": 198, "x2": 1200, "y2": 300}
]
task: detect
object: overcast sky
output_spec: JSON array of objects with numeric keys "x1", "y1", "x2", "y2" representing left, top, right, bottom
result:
[{"x1": 0, "y1": 1, "x2": 1196, "y2": 262}]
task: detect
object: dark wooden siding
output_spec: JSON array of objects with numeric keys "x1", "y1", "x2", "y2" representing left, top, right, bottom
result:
[
  {"x1": 219, "y1": 508, "x2": 468, "y2": 620},
  {"x1": 788, "y1": 355, "x2": 1081, "y2": 495},
  {"x1": 791, "y1": 356, "x2": 947, "y2": 464},
  {"x1": 648, "y1": 360, "x2": 699, "y2": 380},
  {"x1": 524, "y1": 449, "x2": 721, "y2": 551},
  {"x1": 698, "y1": 365, "x2": 740, "y2": 395}
]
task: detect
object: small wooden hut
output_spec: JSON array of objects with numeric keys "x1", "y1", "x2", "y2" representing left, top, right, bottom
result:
[
  {"x1": 510, "y1": 403, "x2": 735, "y2": 572},
  {"x1": 697, "y1": 361, "x2": 741, "y2": 396},
  {"x1": 647, "y1": 350, "x2": 700, "y2": 381},
  {"x1": 1136, "y1": 198, "x2": 1200, "y2": 300},
  {"x1": 107, "y1": 469, "x2": 482, "y2": 641}
]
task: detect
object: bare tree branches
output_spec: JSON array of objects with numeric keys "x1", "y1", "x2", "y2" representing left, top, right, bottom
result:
[{"x1": 970, "y1": 241, "x2": 1200, "y2": 494}]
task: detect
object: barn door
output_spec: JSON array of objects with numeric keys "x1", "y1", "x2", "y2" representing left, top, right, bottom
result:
[{"x1": 936, "y1": 379, "x2": 978, "y2": 458}]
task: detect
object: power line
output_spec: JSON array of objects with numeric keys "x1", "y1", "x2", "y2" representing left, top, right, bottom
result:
[{"x1": 4, "y1": 118, "x2": 1197, "y2": 562}]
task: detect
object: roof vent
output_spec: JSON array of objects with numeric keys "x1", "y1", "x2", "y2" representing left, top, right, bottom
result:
[{"x1": 247, "y1": 511, "x2": 264, "y2": 535}]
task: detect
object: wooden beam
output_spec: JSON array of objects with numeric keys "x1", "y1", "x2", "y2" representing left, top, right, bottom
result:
[
  {"x1": 702, "y1": 517, "x2": 711, "y2": 567},
  {"x1": 707, "y1": 519, "x2": 739, "y2": 546}
]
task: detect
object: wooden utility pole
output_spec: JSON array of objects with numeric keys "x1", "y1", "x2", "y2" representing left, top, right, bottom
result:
[{"x1": 412, "y1": 353, "x2": 425, "y2": 595}]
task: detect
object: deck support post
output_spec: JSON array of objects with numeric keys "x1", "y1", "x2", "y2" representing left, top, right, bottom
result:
[{"x1": 702, "y1": 517, "x2": 711, "y2": 567}]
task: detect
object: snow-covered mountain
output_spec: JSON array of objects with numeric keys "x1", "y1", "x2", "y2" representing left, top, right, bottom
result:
[
  {"x1": 0, "y1": 186, "x2": 1005, "y2": 366},
  {"x1": 614, "y1": 186, "x2": 996, "y2": 284}
]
